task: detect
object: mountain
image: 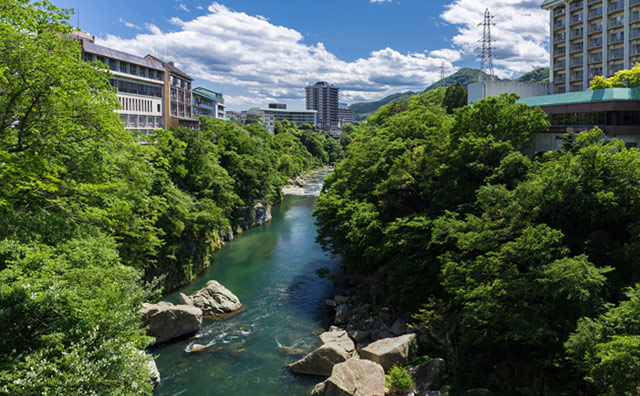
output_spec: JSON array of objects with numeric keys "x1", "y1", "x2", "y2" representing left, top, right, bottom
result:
[
  {"x1": 423, "y1": 67, "x2": 493, "y2": 92},
  {"x1": 514, "y1": 67, "x2": 550, "y2": 83},
  {"x1": 348, "y1": 67, "x2": 549, "y2": 121},
  {"x1": 347, "y1": 91, "x2": 416, "y2": 121}
]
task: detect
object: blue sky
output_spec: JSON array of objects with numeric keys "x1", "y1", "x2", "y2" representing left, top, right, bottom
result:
[{"x1": 51, "y1": 0, "x2": 550, "y2": 110}]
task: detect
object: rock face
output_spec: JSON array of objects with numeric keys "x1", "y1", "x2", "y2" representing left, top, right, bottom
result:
[
  {"x1": 334, "y1": 304, "x2": 350, "y2": 325},
  {"x1": 408, "y1": 358, "x2": 447, "y2": 392},
  {"x1": 148, "y1": 358, "x2": 161, "y2": 387},
  {"x1": 322, "y1": 358, "x2": 386, "y2": 396},
  {"x1": 179, "y1": 280, "x2": 242, "y2": 316},
  {"x1": 141, "y1": 302, "x2": 202, "y2": 345},
  {"x1": 359, "y1": 334, "x2": 416, "y2": 372},
  {"x1": 289, "y1": 329, "x2": 356, "y2": 377},
  {"x1": 252, "y1": 203, "x2": 272, "y2": 226}
]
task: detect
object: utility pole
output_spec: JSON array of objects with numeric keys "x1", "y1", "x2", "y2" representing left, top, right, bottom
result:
[{"x1": 477, "y1": 8, "x2": 496, "y2": 79}]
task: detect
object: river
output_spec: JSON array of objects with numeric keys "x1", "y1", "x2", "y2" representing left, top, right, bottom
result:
[{"x1": 152, "y1": 170, "x2": 340, "y2": 396}]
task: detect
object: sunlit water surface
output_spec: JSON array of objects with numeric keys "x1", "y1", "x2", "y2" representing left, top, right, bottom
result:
[{"x1": 152, "y1": 170, "x2": 339, "y2": 396}]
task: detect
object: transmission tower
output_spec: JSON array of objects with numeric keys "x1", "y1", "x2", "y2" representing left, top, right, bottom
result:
[
  {"x1": 477, "y1": 8, "x2": 496, "y2": 79},
  {"x1": 440, "y1": 61, "x2": 446, "y2": 80}
]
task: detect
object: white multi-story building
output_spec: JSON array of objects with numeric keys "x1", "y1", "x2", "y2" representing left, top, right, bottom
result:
[
  {"x1": 81, "y1": 41, "x2": 165, "y2": 135},
  {"x1": 543, "y1": 0, "x2": 640, "y2": 93}
]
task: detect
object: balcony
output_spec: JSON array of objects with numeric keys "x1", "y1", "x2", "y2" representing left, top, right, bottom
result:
[
  {"x1": 632, "y1": 0, "x2": 640, "y2": 6},
  {"x1": 571, "y1": 73, "x2": 584, "y2": 81},
  {"x1": 555, "y1": 60, "x2": 567, "y2": 69},
  {"x1": 571, "y1": 29, "x2": 584, "y2": 38},
  {"x1": 608, "y1": 49, "x2": 624, "y2": 59},
  {"x1": 589, "y1": 54, "x2": 603, "y2": 63},
  {"x1": 631, "y1": 13, "x2": 640, "y2": 23},
  {"x1": 608, "y1": 19, "x2": 623, "y2": 28},
  {"x1": 555, "y1": 20, "x2": 566, "y2": 29},
  {"x1": 588, "y1": 8, "x2": 603, "y2": 18},
  {"x1": 588, "y1": 0, "x2": 602, "y2": 3},
  {"x1": 554, "y1": 7, "x2": 566, "y2": 16},
  {"x1": 571, "y1": 58, "x2": 584, "y2": 67},
  {"x1": 555, "y1": 46, "x2": 566, "y2": 56},
  {"x1": 571, "y1": 14, "x2": 584, "y2": 24},
  {"x1": 608, "y1": 1, "x2": 623, "y2": 13},
  {"x1": 571, "y1": 43, "x2": 584, "y2": 52},
  {"x1": 632, "y1": 30, "x2": 640, "y2": 39},
  {"x1": 610, "y1": 34, "x2": 624, "y2": 44},
  {"x1": 555, "y1": 34, "x2": 567, "y2": 42},
  {"x1": 570, "y1": 1, "x2": 584, "y2": 10},
  {"x1": 588, "y1": 24, "x2": 603, "y2": 33}
]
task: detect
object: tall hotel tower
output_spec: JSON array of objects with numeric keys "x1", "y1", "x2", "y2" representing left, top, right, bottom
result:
[
  {"x1": 544, "y1": 0, "x2": 640, "y2": 93},
  {"x1": 305, "y1": 82, "x2": 339, "y2": 131}
]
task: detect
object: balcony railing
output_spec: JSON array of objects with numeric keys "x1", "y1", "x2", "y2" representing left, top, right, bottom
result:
[
  {"x1": 571, "y1": 73, "x2": 584, "y2": 81},
  {"x1": 571, "y1": 14, "x2": 584, "y2": 24},
  {"x1": 555, "y1": 61, "x2": 567, "y2": 69},
  {"x1": 555, "y1": 7, "x2": 566, "y2": 16},
  {"x1": 571, "y1": 58, "x2": 584, "y2": 66},
  {"x1": 588, "y1": 0, "x2": 601, "y2": 4},
  {"x1": 632, "y1": 0, "x2": 640, "y2": 6},
  {"x1": 571, "y1": 29, "x2": 584, "y2": 38},
  {"x1": 588, "y1": 8, "x2": 603, "y2": 18},
  {"x1": 608, "y1": 1, "x2": 623, "y2": 13},
  {"x1": 571, "y1": 44, "x2": 584, "y2": 52},
  {"x1": 589, "y1": 54, "x2": 603, "y2": 62},
  {"x1": 608, "y1": 19, "x2": 623, "y2": 28},
  {"x1": 588, "y1": 25, "x2": 603, "y2": 33},
  {"x1": 570, "y1": 1, "x2": 584, "y2": 10},
  {"x1": 608, "y1": 49, "x2": 624, "y2": 59},
  {"x1": 610, "y1": 34, "x2": 624, "y2": 43},
  {"x1": 555, "y1": 21, "x2": 566, "y2": 29},
  {"x1": 555, "y1": 34, "x2": 567, "y2": 42}
]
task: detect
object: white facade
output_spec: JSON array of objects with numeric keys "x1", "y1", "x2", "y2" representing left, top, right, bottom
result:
[{"x1": 468, "y1": 81, "x2": 552, "y2": 103}]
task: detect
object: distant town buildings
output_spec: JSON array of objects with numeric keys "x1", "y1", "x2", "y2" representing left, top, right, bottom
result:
[
  {"x1": 228, "y1": 110, "x2": 276, "y2": 134},
  {"x1": 543, "y1": 0, "x2": 640, "y2": 93},
  {"x1": 259, "y1": 104, "x2": 317, "y2": 126},
  {"x1": 193, "y1": 87, "x2": 226, "y2": 120},
  {"x1": 306, "y1": 82, "x2": 339, "y2": 131},
  {"x1": 81, "y1": 40, "x2": 166, "y2": 135},
  {"x1": 338, "y1": 103, "x2": 356, "y2": 127}
]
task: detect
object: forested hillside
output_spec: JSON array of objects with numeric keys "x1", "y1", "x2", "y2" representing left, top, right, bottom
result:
[
  {"x1": 315, "y1": 88, "x2": 640, "y2": 395},
  {"x1": 0, "y1": 1, "x2": 342, "y2": 394}
]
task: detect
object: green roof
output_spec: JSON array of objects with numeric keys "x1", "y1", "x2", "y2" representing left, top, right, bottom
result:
[
  {"x1": 541, "y1": 0, "x2": 564, "y2": 9},
  {"x1": 519, "y1": 88, "x2": 640, "y2": 107},
  {"x1": 193, "y1": 87, "x2": 223, "y2": 100},
  {"x1": 258, "y1": 108, "x2": 317, "y2": 114}
]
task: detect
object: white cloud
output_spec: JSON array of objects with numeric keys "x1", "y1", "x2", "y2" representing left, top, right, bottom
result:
[
  {"x1": 118, "y1": 18, "x2": 141, "y2": 30},
  {"x1": 179, "y1": 3, "x2": 190, "y2": 12},
  {"x1": 440, "y1": 0, "x2": 549, "y2": 77},
  {"x1": 370, "y1": 0, "x2": 392, "y2": 3},
  {"x1": 100, "y1": 2, "x2": 451, "y2": 103}
]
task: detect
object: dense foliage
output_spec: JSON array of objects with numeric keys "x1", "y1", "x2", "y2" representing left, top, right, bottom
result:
[
  {"x1": 315, "y1": 87, "x2": 640, "y2": 394},
  {"x1": 590, "y1": 63, "x2": 640, "y2": 89},
  {"x1": 0, "y1": 1, "x2": 342, "y2": 393},
  {"x1": 514, "y1": 67, "x2": 550, "y2": 83}
]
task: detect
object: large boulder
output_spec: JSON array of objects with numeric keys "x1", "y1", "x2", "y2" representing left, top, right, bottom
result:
[
  {"x1": 141, "y1": 302, "x2": 202, "y2": 345},
  {"x1": 252, "y1": 203, "x2": 272, "y2": 226},
  {"x1": 334, "y1": 304, "x2": 350, "y2": 325},
  {"x1": 323, "y1": 358, "x2": 385, "y2": 396},
  {"x1": 408, "y1": 358, "x2": 447, "y2": 391},
  {"x1": 148, "y1": 358, "x2": 161, "y2": 387},
  {"x1": 360, "y1": 333, "x2": 416, "y2": 372},
  {"x1": 179, "y1": 280, "x2": 242, "y2": 317},
  {"x1": 290, "y1": 329, "x2": 356, "y2": 377}
]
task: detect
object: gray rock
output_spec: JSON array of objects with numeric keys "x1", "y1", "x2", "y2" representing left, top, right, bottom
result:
[
  {"x1": 334, "y1": 304, "x2": 350, "y2": 325},
  {"x1": 323, "y1": 358, "x2": 385, "y2": 396},
  {"x1": 179, "y1": 280, "x2": 242, "y2": 316},
  {"x1": 319, "y1": 329, "x2": 355, "y2": 354},
  {"x1": 290, "y1": 329, "x2": 355, "y2": 377},
  {"x1": 360, "y1": 334, "x2": 417, "y2": 372},
  {"x1": 390, "y1": 318, "x2": 408, "y2": 336},
  {"x1": 148, "y1": 358, "x2": 161, "y2": 387},
  {"x1": 141, "y1": 302, "x2": 202, "y2": 345},
  {"x1": 373, "y1": 330, "x2": 394, "y2": 341},
  {"x1": 466, "y1": 389, "x2": 491, "y2": 396},
  {"x1": 334, "y1": 295, "x2": 350, "y2": 305},
  {"x1": 348, "y1": 330, "x2": 370, "y2": 344},
  {"x1": 289, "y1": 343, "x2": 352, "y2": 377},
  {"x1": 408, "y1": 358, "x2": 447, "y2": 391},
  {"x1": 252, "y1": 203, "x2": 272, "y2": 226},
  {"x1": 310, "y1": 381, "x2": 327, "y2": 396},
  {"x1": 325, "y1": 299, "x2": 337, "y2": 308}
]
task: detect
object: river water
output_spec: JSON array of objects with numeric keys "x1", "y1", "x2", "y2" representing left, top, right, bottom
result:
[{"x1": 152, "y1": 170, "x2": 340, "y2": 396}]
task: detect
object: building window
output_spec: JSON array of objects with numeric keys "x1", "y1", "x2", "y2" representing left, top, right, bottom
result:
[
  {"x1": 108, "y1": 59, "x2": 116, "y2": 70},
  {"x1": 148, "y1": 70, "x2": 154, "y2": 79},
  {"x1": 84, "y1": 53, "x2": 93, "y2": 62},
  {"x1": 120, "y1": 62, "x2": 127, "y2": 73},
  {"x1": 139, "y1": 67, "x2": 146, "y2": 78},
  {"x1": 130, "y1": 64, "x2": 137, "y2": 75},
  {"x1": 97, "y1": 56, "x2": 105, "y2": 64},
  {"x1": 157, "y1": 104, "x2": 161, "y2": 113}
]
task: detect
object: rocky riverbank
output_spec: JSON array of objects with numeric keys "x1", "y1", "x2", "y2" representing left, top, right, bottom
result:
[
  {"x1": 288, "y1": 291, "x2": 453, "y2": 396},
  {"x1": 282, "y1": 167, "x2": 332, "y2": 196}
]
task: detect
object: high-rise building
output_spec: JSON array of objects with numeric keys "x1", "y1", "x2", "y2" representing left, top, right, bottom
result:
[
  {"x1": 305, "y1": 82, "x2": 339, "y2": 131},
  {"x1": 145, "y1": 55, "x2": 199, "y2": 130},
  {"x1": 81, "y1": 41, "x2": 165, "y2": 135},
  {"x1": 543, "y1": 0, "x2": 640, "y2": 94}
]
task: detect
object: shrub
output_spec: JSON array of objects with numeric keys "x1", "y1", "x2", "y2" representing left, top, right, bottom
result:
[{"x1": 385, "y1": 365, "x2": 414, "y2": 395}]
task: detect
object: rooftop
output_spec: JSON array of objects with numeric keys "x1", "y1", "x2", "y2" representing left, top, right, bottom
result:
[
  {"x1": 519, "y1": 88, "x2": 640, "y2": 107},
  {"x1": 259, "y1": 108, "x2": 317, "y2": 114},
  {"x1": 541, "y1": 0, "x2": 564, "y2": 9},
  {"x1": 145, "y1": 55, "x2": 192, "y2": 80},
  {"x1": 83, "y1": 42, "x2": 164, "y2": 71},
  {"x1": 193, "y1": 87, "x2": 223, "y2": 100}
]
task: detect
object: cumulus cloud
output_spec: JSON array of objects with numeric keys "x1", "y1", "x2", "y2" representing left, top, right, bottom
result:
[
  {"x1": 101, "y1": 2, "x2": 451, "y2": 103},
  {"x1": 440, "y1": 0, "x2": 549, "y2": 77},
  {"x1": 118, "y1": 18, "x2": 141, "y2": 30}
]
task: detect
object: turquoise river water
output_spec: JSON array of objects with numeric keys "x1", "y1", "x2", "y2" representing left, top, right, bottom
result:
[{"x1": 152, "y1": 170, "x2": 341, "y2": 396}]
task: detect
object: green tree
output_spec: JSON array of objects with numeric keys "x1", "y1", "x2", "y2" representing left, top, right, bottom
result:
[{"x1": 442, "y1": 81, "x2": 467, "y2": 114}]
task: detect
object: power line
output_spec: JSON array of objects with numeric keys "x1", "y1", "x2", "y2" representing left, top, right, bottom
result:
[{"x1": 477, "y1": 8, "x2": 496, "y2": 79}]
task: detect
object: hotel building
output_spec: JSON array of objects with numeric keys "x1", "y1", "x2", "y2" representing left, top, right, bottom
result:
[
  {"x1": 306, "y1": 82, "x2": 339, "y2": 131},
  {"x1": 193, "y1": 87, "x2": 226, "y2": 120},
  {"x1": 544, "y1": 0, "x2": 640, "y2": 93},
  {"x1": 81, "y1": 41, "x2": 165, "y2": 135},
  {"x1": 145, "y1": 55, "x2": 199, "y2": 130},
  {"x1": 259, "y1": 104, "x2": 317, "y2": 126}
]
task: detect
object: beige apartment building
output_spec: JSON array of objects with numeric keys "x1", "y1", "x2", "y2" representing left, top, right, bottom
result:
[{"x1": 544, "y1": 0, "x2": 640, "y2": 93}]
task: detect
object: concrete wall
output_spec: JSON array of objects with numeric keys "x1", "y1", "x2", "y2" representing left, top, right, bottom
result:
[{"x1": 468, "y1": 81, "x2": 552, "y2": 104}]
